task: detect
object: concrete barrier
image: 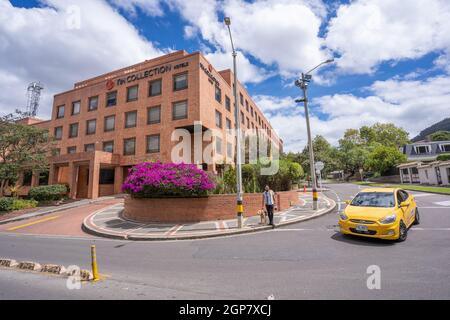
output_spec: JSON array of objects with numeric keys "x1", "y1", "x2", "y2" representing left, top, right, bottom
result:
[
  {"x1": 41, "y1": 264, "x2": 67, "y2": 275},
  {"x1": 0, "y1": 258, "x2": 19, "y2": 268},
  {"x1": 18, "y1": 261, "x2": 42, "y2": 271}
]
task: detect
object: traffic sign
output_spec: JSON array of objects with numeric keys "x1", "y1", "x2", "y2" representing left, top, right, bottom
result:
[{"x1": 315, "y1": 161, "x2": 324, "y2": 171}]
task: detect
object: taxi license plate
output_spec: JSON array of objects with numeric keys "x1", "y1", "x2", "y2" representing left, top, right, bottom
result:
[{"x1": 356, "y1": 225, "x2": 368, "y2": 232}]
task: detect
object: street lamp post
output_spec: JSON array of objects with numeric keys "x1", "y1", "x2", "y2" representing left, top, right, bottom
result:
[
  {"x1": 295, "y1": 59, "x2": 334, "y2": 210},
  {"x1": 224, "y1": 17, "x2": 244, "y2": 228}
]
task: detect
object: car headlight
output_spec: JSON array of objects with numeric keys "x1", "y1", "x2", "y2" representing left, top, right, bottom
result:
[
  {"x1": 339, "y1": 212, "x2": 348, "y2": 220},
  {"x1": 380, "y1": 214, "x2": 396, "y2": 224}
]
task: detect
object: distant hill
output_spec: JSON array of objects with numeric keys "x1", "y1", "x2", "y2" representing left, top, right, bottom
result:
[{"x1": 412, "y1": 117, "x2": 450, "y2": 142}]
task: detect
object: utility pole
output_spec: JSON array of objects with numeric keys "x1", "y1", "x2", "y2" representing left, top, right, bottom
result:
[
  {"x1": 224, "y1": 17, "x2": 244, "y2": 228},
  {"x1": 295, "y1": 59, "x2": 334, "y2": 210}
]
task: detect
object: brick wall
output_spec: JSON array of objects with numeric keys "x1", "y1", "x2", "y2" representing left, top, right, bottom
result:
[{"x1": 123, "y1": 190, "x2": 300, "y2": 223}]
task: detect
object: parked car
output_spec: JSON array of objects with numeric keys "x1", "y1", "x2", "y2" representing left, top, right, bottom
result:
[{"x1": 338, "y1": 188, "x2": 419, "y2": 241}]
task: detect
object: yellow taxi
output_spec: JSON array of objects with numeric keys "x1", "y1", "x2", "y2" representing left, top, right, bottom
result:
[{"x1": 339, "y1": 188, "x2": 419, "y2": 241}]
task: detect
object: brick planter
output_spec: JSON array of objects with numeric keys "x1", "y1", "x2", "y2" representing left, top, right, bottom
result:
[{"x1": 123, "y1": 190, "x2": 300, "y2": 223}]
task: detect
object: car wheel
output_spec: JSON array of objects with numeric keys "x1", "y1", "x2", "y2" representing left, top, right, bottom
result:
[
  {"x1": 397, "y1": 221, "x2": 408, "y2": 242},
  {"x1": 413, "y1": 208, "x2": 420, "y2": 225}
]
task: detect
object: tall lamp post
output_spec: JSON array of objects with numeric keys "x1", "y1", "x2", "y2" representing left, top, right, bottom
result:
[
  {"x1": 224, "y1": 17, "x2": 244, "y2": 228},
  {"x1": 295, "y1": 59, "x2": 334, "y2": 210}
]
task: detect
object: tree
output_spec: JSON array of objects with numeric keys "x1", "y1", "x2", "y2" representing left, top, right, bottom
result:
[
  {"x1": 360, "y1": 123, "x2": 410, "y2": 147},
  {"x1": 430, "y1": 131, "x2": 450, "y2": 141},
  {"x1": 366, "y1": 145, "x2": 407, "y2": 176},
  {"x1": 297, "y1": 135, "x2": 340, "y2": 178},
  {"x1": 0, "y1": 114, "x2": 54, "y2": 195}
]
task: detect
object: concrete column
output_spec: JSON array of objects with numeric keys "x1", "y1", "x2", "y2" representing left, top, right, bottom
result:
[
  {"x1": 114, "y1": 166, "x2": 123, "y2": 194},
  {"x1": 400, "y1": 169, "x2": 404, "y2": 184},
  {"x1": 88, "y1": 160, "x2": 100, "y2": 199},
  {"x1": 408, "y1": 168, "x2": 412, "y2": 184}
]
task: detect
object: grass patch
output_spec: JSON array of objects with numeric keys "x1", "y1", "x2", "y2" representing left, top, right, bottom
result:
[{"x1": 353, "y1": 182, "x2": 450, "y2": 195}]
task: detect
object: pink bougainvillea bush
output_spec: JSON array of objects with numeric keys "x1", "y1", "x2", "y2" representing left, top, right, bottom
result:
[{"x1": 122, "y1": 162, "x2": 215, "y2": 198}]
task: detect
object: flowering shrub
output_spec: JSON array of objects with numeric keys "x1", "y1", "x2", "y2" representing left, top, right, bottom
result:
[{"x1": 122, "y1": 162, "x2": 215, "y2": 198}]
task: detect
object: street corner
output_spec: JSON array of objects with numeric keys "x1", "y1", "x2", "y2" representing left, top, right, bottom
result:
[{"x1": 82, "y1": 193, "x2": 337, "y2": 241}]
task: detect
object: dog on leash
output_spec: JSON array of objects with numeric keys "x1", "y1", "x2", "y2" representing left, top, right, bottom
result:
[{"x1": 258, "y1": 209, "x2": 268, "y2": 224}]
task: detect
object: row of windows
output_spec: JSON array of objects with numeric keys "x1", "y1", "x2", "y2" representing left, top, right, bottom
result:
[
  {"x1": 56, "y1": 135, "x2": 234, "y2": 158},
  {"x1": 55, "y1": 73, "x2": 188, "y2": 119},
  {"x1": 53, "y1": 101, "x2": 188, "y2": 139},
  {"x1": 55, "y1": 135, "x2": 161, "y2": 156}
]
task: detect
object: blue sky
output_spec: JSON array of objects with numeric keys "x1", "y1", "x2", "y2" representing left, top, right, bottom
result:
[{"x1": 2, "y1": 0, "x2": 450, "y2": 151}]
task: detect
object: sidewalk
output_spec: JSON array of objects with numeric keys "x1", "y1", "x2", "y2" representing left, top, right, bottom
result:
[
  {"x1": 83, "y1": 193, "x2": 336, "y2": 240},
  {"x1": 0, "y1": 195, "x2": 125, "y2": 225}
]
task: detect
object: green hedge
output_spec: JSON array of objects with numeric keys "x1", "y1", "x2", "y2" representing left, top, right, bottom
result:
[
  {"x1": 29, "y1": 184, "x2": 68, "y2": 202},
  {"x1": 437, "y1": 154, "x2": 450, "y2": 161},
  {"x1": 0, "y1": 198, "x2": 38, "y2": 212}
]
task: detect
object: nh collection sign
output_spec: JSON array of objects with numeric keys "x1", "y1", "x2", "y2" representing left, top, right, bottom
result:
[
  {"x1": 199, "y1": 63, "x2": 220, "y2": 87},
  {"x1": 109, "y1": 61, "x2": 189, "y2": 88}
]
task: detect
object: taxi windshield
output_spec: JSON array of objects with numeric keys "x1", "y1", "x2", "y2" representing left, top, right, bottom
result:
[{"x1": 350, "y1": 192, "x2": 395, "y2": 208}]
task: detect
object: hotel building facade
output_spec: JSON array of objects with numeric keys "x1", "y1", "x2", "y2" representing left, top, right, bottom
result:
[{"x1": 20, "y1": 51, "x2": 283, "y2": 199}]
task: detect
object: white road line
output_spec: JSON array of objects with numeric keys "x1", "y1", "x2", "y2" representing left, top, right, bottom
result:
[
  {"x1": 418, "y1": 207, "x2": 450, "y2": 209},
  {"x1": 434, "y1": 200, "x2": 450, "y2": 206}
]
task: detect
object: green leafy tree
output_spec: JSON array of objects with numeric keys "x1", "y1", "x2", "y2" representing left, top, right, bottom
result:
[
  {"x1": 360, "y1": 123, "x2": 410, "y2": 147},
  {"x1": 0, "y1": 113, "x2": 54, "y2": 195},
  {"x1": 430, "y1": 131, "x2": 450, "y2": 141},
  {"x1": 366, "y1": 145, "x2": 407, "y2": 175}
]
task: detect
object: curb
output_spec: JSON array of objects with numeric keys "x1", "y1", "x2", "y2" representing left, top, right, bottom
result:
[
  {"x1": 353, "y1": 183, "x2": 450, "y2": 196},
  {"x1": 82, "y1": 196, "x2": 337, "y2": 241},
  {"x1": 0, "y1": 196, "x2": 121, "y2": 226}
]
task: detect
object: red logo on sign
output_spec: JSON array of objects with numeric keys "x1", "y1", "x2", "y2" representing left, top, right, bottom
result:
[
  {"x1": 208, "y1": 64, "x2": 213, "y2": 72},
  {"x1": 106, "y1": 80, "x2": 114, "y2": 90}
]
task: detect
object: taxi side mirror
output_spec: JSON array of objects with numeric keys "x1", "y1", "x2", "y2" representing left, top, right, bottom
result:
[{"x1": 400, "y1": 201, "x2": 408, "y2": 208}]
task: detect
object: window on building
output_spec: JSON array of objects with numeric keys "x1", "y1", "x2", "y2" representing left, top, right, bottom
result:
[
  {"x1": 173, "y1": 73, "x2": 188, "y2": 91},
  {"x1": 86, "y1": 119, "x2": 97, "y2": 135},
  {"x1": 240, "y1": 93, "x2": 244, "y2": 105},
  {"x1": 67, "y1": 146, "x2": 77, "y2": 154},
  {"x1": 72, "y1": 101, "x2": 80, "y2": 115},
  {"x1": 215, "y1": 86, "x2": 222, "y2": 103},
  {"x1": 415, "y1": 145, "x2": 430, "y2": 154},
  {"x1": 440, "y1": 144, "x2": 450, "y2": 152},
  {"x1": 124, "y1": 111, "x2": 137, "y2": 128},
  {"x1": 447, "y1": 168, "x2": 450, "y2": 182},
  {"x1": 149, "y1": 79, "x2": 162, "y2": 97},
  {"x1": 215, "y1": 137, "x2": 222, "y2": 154},
  {"x1": 251, "y1": 107, "x2": 254, "y2": 117},
  {"x1": 106, "y1": 91, "x2": 117, "y2": 107},
  {"x1": 23, "y1": 170, "x2": 32, "y2": 186},
  {"x1": 52, "y1": 148, "x2": 61, "y2": 156},
  {"x1": 412, "y1": 167, "x2": 419, "y2": 174},
  {"x1": 425, "y1": 169, "x2": 429, "y2": 179},
  {"x1": 172, "y1": 100, "x2": 188, "y2": 120},
  {"x1": 99, "y1": 169, "x2": 115, "y2": 185},
  {"x1": 246, "y1": 117, "x2": 250, "y2": 129},
  {"x1": 245, "y1": 100, "x2": 249, "y2": 112},
  {"x1": 225, "y1": 96, "x2": 231, "y2": 111},
  {"x1": 123, "y1": 138, "x2": 136, "y2": 155},
  {"x1": 38, "y1": 171, "x2": 49, "y2": 186},
  {"x1": 55, "y1": 127, "x2": 62, "y2": 140},
  {"x1": 104, "y1": 115, "x2": 115, "y2": 132},
  {"x1": 56, "y1": 105, "x2": 65, "y2": 119},
  {"x1": 146, "y1": 134, "x2": 160, "y2": 153},
  {"x1": 226, "y1": 118, "x2": 231, "y2": 130},
  {"x1": 126, "y1": 85, "x2": 139, "y2": 102},
  {"x1": 215, "y1": 110, "x2": 222, "y2": 128},
  {"x1": 84, "y1": 143, "x2": 95, "y2": 152},
  {"x1": 103, "y1": 141, "x2": 114, "y2": 153},
  {"x1": 69, "y1": 123, "x2": 78, "y2": 138},
  {"x1": 241, "y1": 111, "x2": 244, "y2": 124},
  {"x1": 147, "y1": 106, "x2": 161, "y2": 124},
  {"x1": 227, "y1": 142, "x2": 233, "y2": 158},
  {"x1": 88, "y1": 96, "x2": 98, "y2": 111}
]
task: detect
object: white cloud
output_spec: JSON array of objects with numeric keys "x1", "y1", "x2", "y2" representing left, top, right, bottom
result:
[
  {"x1": 0, "y1": 0, "x2": 164, "y2": 117},
  {"x1": 205, "y1": 51, "x2": 272, "y2": 84},
  {"x1": 255, "y1": 75, "x2": 450, "y2": 152},
  {"x1": 326, "y1": 0, "x2": 450, "y2": 74},
  {"x1": 110, "y1": 0, "x2": 164, "y2": 17}
]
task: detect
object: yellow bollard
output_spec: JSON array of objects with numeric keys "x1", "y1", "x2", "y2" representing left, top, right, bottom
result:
[{"x1": 90, "y1": 245, "x2": 100, "y2": 282}]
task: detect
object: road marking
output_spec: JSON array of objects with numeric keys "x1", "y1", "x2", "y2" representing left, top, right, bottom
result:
[
  {"x1": 6, "y1": 215, "x2": 61, "y2": 231},
  {"x1": 418, "y1": 207, "x2": 450, "y2": 209},
  {"x1": 166, "y1": 224, "x2": 183, "y2": 236},
  {"x1": 434, "y1": 200, "x2": 450, "y2": 206}
]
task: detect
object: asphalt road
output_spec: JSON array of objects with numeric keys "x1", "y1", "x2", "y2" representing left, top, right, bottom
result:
[{"x1": 0, "y1": 183, "x2": 449, "y2": 299}]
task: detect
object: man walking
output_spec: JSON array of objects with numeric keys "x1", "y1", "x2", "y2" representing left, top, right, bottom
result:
[{"x1": 262, "y1": 185, "x2": 276, "y2": 227}]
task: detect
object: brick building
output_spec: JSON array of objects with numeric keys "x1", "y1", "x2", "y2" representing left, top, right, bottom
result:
[{"x1": 21, "y1": 50, "x2": 283, "y2": 199}]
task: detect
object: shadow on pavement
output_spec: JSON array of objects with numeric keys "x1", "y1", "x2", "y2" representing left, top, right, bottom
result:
[{"x1": 330, "y1": 232, "x2": 396, "y2": 247}]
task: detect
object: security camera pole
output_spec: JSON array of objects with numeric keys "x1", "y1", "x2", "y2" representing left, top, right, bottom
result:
[
  {"x1": 224, "y1": 17, "x2": 244, "y2": 228},
  {"x1": 295, "y1": 59, "x2": 334, "y2": 210}
]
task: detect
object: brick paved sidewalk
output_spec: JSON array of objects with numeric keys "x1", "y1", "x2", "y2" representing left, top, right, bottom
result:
[{"x1": 83, "y1": 193, "x2": 336, "y2": 240}]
